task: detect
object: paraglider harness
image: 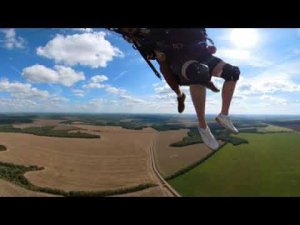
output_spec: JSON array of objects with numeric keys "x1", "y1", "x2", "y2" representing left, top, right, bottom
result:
[
  {"x1": 108, "y1": 28, "x2": 162, "y2": 80},
  {"x1": 108, "y1": 28, "x2": 218, "y2": 87}
]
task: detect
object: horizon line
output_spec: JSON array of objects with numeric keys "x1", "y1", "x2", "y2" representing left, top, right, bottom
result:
[{"x1": 0, "y1": 112, "x2": 299, "y2": 116}]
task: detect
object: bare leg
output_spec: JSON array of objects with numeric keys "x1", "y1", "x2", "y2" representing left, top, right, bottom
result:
[
  {"x1": 211, "y1": 61, "x2": 237, "y2": 116},
  {"x1": 159, "y1": 61, "x2": 182, "y2": 96},
  {"x1": 221, "y1": 81, "x2": 237, "y2": 115},
  {"x1": 158, "y1": 59, "x2": 186, "y2": 113},
  {"x1": 189, "y1": 84, "x2": 207, "y2": 128}
]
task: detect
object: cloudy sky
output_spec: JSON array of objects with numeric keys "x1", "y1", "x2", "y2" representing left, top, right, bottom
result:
[{"x1": 0, "y1": 28, "x2": 299, "y2": 114}]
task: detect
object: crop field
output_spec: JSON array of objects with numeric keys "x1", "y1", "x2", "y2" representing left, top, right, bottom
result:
[
  {"x1": 1, "y1": 114, "x2": 299, "y2": 197},
  {"x1": 0, "y1": 125, "x2": 157, "y2": 193},
  {"x1": 169, "y1": 133, "x2": 300, "y2": 196},
  {"x1": 154, "y1": 129, "x2": 219, "y2": 178}
]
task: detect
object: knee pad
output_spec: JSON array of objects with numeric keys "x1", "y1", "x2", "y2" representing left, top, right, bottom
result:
[
  {"x1": 180, "y1": 60, "x2": 210, "y2": 85},
  {"x1": 221, "y1": 64, "x2": 240, "y2": 81}
]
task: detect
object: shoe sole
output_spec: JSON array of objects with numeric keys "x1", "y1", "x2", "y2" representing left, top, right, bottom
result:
[{"x1": 215, "y1": 117, "x2": 239, "y2": 134}]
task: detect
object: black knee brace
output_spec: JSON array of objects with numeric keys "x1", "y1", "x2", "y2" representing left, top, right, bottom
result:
[
  {"x1": 221, "y1": 64, "x2": 240, "y2": 81},
  {"x1": 180, "y1": 60, "x2": 210, "y2": 85}
]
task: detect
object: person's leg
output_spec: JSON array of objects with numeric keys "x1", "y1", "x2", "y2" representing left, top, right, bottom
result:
[
  {"x1": 211, "y1": 61, "x2": 238, "y2": 116},
  {"x1": 220, "y1": 81, "x2": 237, "y2": 115},
  {"x1": 159, "y1": 61, "x2": 182, "y2": 96},
  {"x1": 189, "y1": 84, "x2": 206, "y2": 128},
  {"x1": 189, "y1": 84, "x2": 219, "y2": 150},
  {"x1": 158, "y1": 60, "x2": 186, "y2": 113},
  {"x1": 211, "y1": 61, "x2": 240, "y2": 133}
]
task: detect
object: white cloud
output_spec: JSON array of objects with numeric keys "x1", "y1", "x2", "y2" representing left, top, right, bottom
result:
[
  {"x1": 153, "y1": 80, "x2": 191, "y2": 100},
  {"x1": 0, "y1": 97, "x2": 38, "y2": 112},
  {"x1": 152, "y1": 82, "x2": 161, "y2": 88},
  {"x1": 90, "y1": 75, "x2": 108, "y2": 83},
  {"x1": 149, "y1": 81, "x2": 196, "y2": 113},
  {"x1": 237, "y1": 77, "x2": 300, "y2": 95},
  {"x1": 211, "y1": 77, "x2": 224, "y2": 88},
  {"x1": 154, "y1": 82, "x2": 174, "y2": 95},
  {"x1": 49, "y1": 96, "x2": 69, "y2": 103},
  {"x1": 269, "y1": 58, "x2": 300, "y2": 77},
  {"x1": 229, "y1": 96, "x2": 296, "y2": 115},
  {"x1": 228, "y1": 70, "x2": 300, "y2": 114},
  {"x1": 74, "y1": 98, "x2": 117, "y2": 112},
  {"x1": 54, "y1": 66, "x2": 85, "y2": 86},
  {"x1": 0, "y1": 78, "x2": 74, "y2": 112},
  {"x1": 105, "y1": 85, "x2": 127, "y2": 95},
  {"x1": 72, "y1": 28, "x2": 93, "y2": 33},
  {"x1": 83, "y1": 75, "x2": 108, "y2": 89},
  {"x1": 83, "y1": 83, "x2": 105, "y2": 89},
  {"x1": 82, "y1": 76, "x2": 127, "y2": 97},
  {"x1": 236, "y1": 59, "x2": 300, "y2": 96},
  {"x1": 36, "y1": 32, "x2": 123, "y2": 68},
  {"x1": 0, "y1": 78, "x2": 49, "y2": 99},
  {"x1": 0, "y1": 28, "x2": 25, "y2": 49},
  {"x1": 74, "y1": 96, "x2": 150, "y2": 113},
  {"x1": 119, "y1": 95, "x2": 146, "y2": 104},
  {"x1": 72, "y1": 89, "x2": 85, "y2": 97},
  {"x1": 22, "y1": 64, "x2": 85, "y2": 87},
  {"x1": 22, "y1": 64, "x2": 59, "y2": 83},
  {"x1": 259, "y1": 95, "x2": 287, "y2": 105},
  {"x1": 215, "y1": 48, "x2": 273, "y2": 68},
  {"x1": 228, "y1": 58, "x2": 300, "y2": 114}
]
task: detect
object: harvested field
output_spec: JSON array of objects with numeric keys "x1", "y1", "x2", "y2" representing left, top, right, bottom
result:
[
  {"x1": 0, "y1": 179, "x2": 58, "y2": 197},
  {"x1": 257, "y1": 124, "x2": 293, "y2": 133},
  {"x1": 154, "y1": 129, "x2": 223, "y2": 178},
  {"x1": 13, "y1": 119, "x2": 82, "y2": 132},
  {"x1": 13, "y1": 119, "x2": 65, "y2": 129},
  {"x1": 282, "y1": 125, "x2": 300, "y2": 132},
  {"x1": 0, "y1": 125, "x2": 157, "y2": 192}
]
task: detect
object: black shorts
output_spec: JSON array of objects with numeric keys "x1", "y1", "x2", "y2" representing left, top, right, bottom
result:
[
  {"x1": 169, "y1": 52, "x2": 222, "y2": 86},
  {"x1": 202, "y1": 55, "x2": 222, "y2": 75},
  {"x1": 196, "y1": 52, "x2": 222, "y2": 76}
]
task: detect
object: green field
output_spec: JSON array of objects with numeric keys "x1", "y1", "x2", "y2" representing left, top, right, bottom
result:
[{"x1": 169, "y1": 133, "x2": 300, "y2": 196}]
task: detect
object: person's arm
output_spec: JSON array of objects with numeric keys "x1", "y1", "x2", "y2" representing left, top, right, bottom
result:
[{"x1": 203, "y1": 28, "x2": 217, "y2": 54}]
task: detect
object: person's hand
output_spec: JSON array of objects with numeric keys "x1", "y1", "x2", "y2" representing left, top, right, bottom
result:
[
  {"x1": 154, "y1": 51, "x2": 166, "y2": 62},
  {"x1": 123, "y1": 35, "x2": 134, "y2": 43},
  {"x1": 146, "y1": 52, "x2": 156, "y2": 60},
  {"x1": 207, "y1": 46, "x2": 217, "y2": 54}
]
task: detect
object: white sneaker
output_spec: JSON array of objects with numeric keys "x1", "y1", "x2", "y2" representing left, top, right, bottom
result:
[
  {"x1": 198, "y1": 126, "x2": 219, "y2": 150},
  {"x1": 215, "y1": 114, "x2": 239, "y2": 134}
]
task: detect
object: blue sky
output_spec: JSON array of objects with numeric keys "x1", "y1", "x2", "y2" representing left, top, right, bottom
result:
[{"x1": 0, "y1": 28, "x2": 299, "y2": 114}]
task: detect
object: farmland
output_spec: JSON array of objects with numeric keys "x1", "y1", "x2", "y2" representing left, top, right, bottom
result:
[
  {"x1": 0, "y1": 113, "x2": 299, "y2": 196},
  {"x1": 169, "y1": 133, "x2": 300, "y2": 196}
]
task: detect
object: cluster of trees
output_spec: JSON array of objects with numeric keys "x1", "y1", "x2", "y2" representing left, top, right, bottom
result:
[
  {"x1": 0, "y1": 145, "x2": 7, "y2": 151},
  {"x1": 0, "y1": 125, "x2": 100, "y2": 139}
]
